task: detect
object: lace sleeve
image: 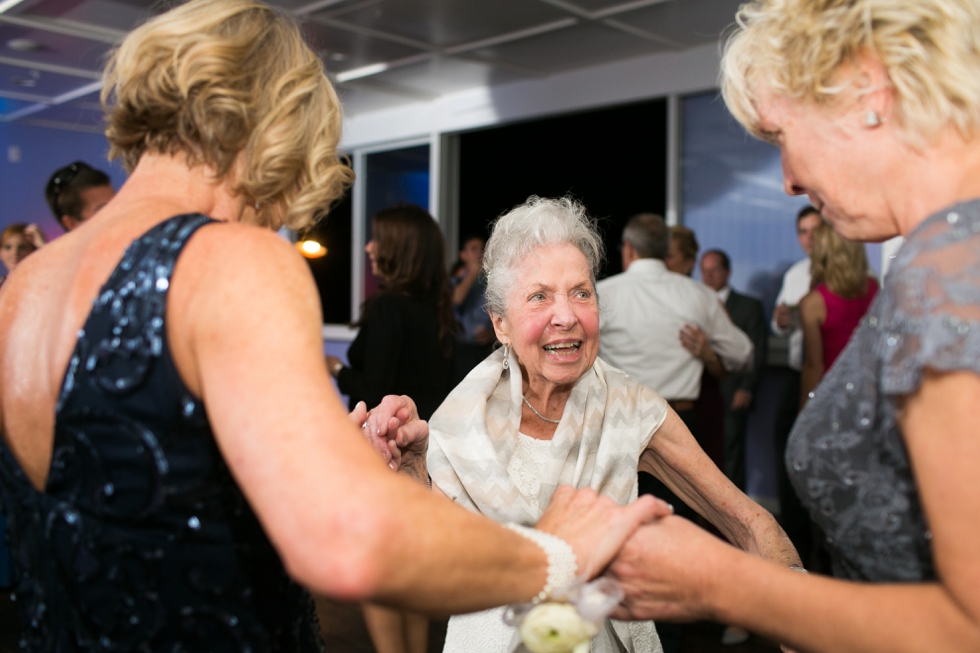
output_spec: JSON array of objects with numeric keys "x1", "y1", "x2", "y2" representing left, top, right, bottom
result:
[{"x1": 879, "y1": 206, "x2": 980, "y2": 396}]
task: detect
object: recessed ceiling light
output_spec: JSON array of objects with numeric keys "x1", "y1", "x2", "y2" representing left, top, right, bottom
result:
[{"x1": 7, "y1": 38, "x2": 43, "y2": 52}]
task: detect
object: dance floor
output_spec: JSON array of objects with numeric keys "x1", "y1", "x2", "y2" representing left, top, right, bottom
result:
[{"x1": 0, "y1": 591, "x2": 782, "y2": 652}]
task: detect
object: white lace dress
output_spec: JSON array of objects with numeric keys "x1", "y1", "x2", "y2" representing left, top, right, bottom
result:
[{"x1": 442, "y1": 433, "x2": 661, "y2": 653}]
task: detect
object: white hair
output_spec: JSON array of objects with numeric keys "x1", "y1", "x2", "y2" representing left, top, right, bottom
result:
[{"x1": 483, "y1": 196, "x2": 605, "y2": 317}]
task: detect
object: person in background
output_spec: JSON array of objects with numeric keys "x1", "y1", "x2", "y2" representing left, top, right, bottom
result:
[
  {"x1": 328, "y1": 203, "x2": 456, "y2": 421},
  {"x1": 699, "y1": 248, "x2": 768, "y2": 647},
  {"x1": 799, "y1": 223, "x2": 878, "y2": 409},
  {"x1": 0, "y1": 224, "x2": 38, "y2": 281},
  {"x1": 664, "y1": 225, "x2": 698, "y2": 276},
  {"x1": 610, "y1": 1, "x2": 980, "y2": 651},
  {"x1": 451, "y1": 234, "x2": 495, "y2": 383},
  {"x1": 0, "y1": 2, "x2": 661, "y2": 650},
  {"x1": 44, "y1": 160, "x2": 116, "y2": 232},
  {"x1": 699, "y1": 249, "x2": 767, "y2": 491},
  {"x1": 772, "y1": 206, "x2": 823, "y2": 367},
  {"x1": 769, "y1": 205, "x2": 823, "y2": 566},
  {"x1": 326, "y1": 203, "x2": 456, "y2": 653},
  {"x1": 597, "y1": 213, "x2": 753, "y2": 653}
]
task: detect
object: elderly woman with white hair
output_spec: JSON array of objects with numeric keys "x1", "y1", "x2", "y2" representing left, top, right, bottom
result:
[
  {"x1": 425, "y1": 196, "x2": 800, "y2": 653},
  {"x1": 607, "y1": 1, "x2": 980, "y2": 652}
]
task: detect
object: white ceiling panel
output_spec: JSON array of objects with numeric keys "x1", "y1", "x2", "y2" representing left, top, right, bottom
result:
[
  {"x1": 302, "y1": 19, "x2": 426, "y2": 74},
  {"x1": 624, "y1": 0, "x2": 742, "y2": 48},
  {"x1": 470, "y1": 22, "x2": 666, "y2": 75},
  {"x1": 367, "y1": 55, "x2": 528, "y2": 97},
  {"x1": 317, "y1": 0, "x2": 569, "y2": 49},
  {"x1": 0, "y1": 0, "x2": 740, "y2": 130}
]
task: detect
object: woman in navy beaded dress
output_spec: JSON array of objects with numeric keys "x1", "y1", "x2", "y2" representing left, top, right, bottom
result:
[
  {"x1": 0, "y1": 1, "x2": 668, "y2": 651},
  {"x1": 605, "y1": 1, "x2": 980, "y2": 652}
]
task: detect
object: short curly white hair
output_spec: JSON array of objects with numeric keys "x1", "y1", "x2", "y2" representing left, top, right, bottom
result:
[{"x1": 483, "y1": 196, "x2": 605, "y2": 317}]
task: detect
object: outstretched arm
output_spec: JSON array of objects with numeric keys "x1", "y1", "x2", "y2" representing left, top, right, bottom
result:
[
  {"x1": 168, "y1": 224, "x2": 668, "y2": 613},
  {"x1": 639, "y1": 409, "x2": 799, "y2": 567},
  {"x1": 614, "y1": 371, "x2": 980, "y2": 653}
]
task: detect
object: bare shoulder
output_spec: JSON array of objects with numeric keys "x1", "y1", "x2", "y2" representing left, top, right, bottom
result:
[
  {"x1": 799, "y1": 290, "x2": 825, "y2": 323},
  {"x1": 176, "y1": 222, "x2": 319, "y2": 305}
]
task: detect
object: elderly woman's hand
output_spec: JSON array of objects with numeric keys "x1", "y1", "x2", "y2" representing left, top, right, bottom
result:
[
  {"x1": 359, "y1": 395, "x2": 429, "y2": 482},
  {"x1": 608, "y1": 516, "x2": 732, "y2": 623},
  {"x1": 535, "y1": 487, "x2": 674, "y2": 582}
]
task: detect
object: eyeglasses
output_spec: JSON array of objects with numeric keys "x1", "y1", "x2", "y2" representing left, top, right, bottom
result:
[{"x1": 50, "y1": 161, "x2": 83, "y2": 213}]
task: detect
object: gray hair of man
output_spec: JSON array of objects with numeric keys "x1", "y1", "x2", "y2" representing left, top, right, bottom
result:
[
  {"x1": 622, "y1": 212, "x2": 669, "y2": 260},
  {"x1": 483, "y1": 196, "x2": 605, "y2": 317}
]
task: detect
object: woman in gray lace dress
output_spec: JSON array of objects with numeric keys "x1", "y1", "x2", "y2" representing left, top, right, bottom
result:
[{"x1": 606, "y1": 1, "x2": 980, "y2": 652}]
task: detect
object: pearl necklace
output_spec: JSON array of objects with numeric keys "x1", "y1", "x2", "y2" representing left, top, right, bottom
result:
[{"x1": 522, "y1": 395, "x2": 561, "y2": 424}]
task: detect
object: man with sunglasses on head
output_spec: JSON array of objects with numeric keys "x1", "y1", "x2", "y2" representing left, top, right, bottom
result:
[{"x1": 44, "y1": 161, "x2": 116, "y2": 232}]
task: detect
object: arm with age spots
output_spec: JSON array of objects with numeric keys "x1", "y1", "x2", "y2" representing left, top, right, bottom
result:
[
  {"x1": 637, "y1": 409, "x2": 798, "y2": 566},
  {"x1": 172, "y1": 224, "x2": 669, "y2": 613},
  {"x1": 613, "y1": 371, "x2": 980, "y2": 653}
]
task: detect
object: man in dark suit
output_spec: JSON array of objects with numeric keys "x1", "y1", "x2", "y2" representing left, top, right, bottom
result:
[{"x1": 700, "y1": 249, "x2": 768, "y2": 491}]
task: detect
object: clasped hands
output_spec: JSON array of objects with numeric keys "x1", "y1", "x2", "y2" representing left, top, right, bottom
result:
[{"x1": 348, "y1": 396, "x2": 734, "y2": 626}]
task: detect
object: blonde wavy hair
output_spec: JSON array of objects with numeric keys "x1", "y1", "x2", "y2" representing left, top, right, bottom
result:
[
  {"x1": 102, "y1": 0, "x2": 353, "y2": 230},
  {"x1": 810, "y1": 221, "x2": 871, "y2": 299},
  {"x1": 721, "y1": 0, "x2": 980, "y2": 147}
]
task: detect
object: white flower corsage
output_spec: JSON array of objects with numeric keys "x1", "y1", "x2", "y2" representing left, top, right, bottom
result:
[{"x1": 504, "y1": 577, "x2": 624, "y2": 653}]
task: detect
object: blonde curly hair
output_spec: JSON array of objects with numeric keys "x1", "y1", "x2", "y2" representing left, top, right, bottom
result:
[
  {"x1": 810, "y1": 221, "x2": 872, "y2": 299},
  {"x1": 721, "y1": 0, "x2": 980, "y2": 147},
  {"x1": 102, "y1": 0, "x2": 353, "y2": 230}
]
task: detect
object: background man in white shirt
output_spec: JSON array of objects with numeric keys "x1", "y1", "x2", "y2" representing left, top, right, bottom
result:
[
  {"x1": 771, "y1": 205, "x2": 823, "y2": 569},
  {"x1": 597, "y1": 214, "x2": 753, "y2": 653}
]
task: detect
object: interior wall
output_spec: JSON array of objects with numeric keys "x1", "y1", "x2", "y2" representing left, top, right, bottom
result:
[{"x1": 0, "y1": 123, "x2": 127, "y2": 241}]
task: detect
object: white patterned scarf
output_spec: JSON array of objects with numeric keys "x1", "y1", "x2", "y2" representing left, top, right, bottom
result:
[{"x1": 428, "y1": 347, "x2": 667, "y2": 653}]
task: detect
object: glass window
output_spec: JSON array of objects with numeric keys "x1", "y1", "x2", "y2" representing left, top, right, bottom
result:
[{"x1": 362, "y1": 145, "x2": 431, "y2": 300}]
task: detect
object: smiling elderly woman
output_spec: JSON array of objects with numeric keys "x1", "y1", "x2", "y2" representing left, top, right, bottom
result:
[{"x1": 427, "y1": 197, "x2": 800, "y2": 653}]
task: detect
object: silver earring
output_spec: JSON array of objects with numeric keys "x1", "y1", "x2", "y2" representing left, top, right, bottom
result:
[
  {"x1": 502, "y1": 343, "x2": 510, "y2": 369},
  {"x1": 864, "y1": 110, "x2": 881, "y2": 128}
]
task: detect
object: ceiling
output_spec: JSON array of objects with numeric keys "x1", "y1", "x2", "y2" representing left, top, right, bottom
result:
[{"x1": 0, "y1": 0, "x2": 742, "y2": 133}]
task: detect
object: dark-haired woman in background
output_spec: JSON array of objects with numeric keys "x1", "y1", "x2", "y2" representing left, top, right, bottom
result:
[
  {"x1": 327, "y1": 203, "x2": 456, "y2": 421},
  {"x1": 327, "y1": 203, "x2": 455, "y2": 653}
]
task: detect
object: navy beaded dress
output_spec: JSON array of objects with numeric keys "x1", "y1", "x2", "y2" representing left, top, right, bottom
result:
[{"x1": 0, "y1": 215, "x2": 322, "y2": 652}]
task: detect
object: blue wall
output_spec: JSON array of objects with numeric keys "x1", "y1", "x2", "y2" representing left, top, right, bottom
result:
[{"x1": 0, "y1": 123, "x2": 127, "y2": 242}]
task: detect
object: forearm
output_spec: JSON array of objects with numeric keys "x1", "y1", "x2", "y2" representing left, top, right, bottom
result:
[
  {"x1": 451, "y1": 273, "x2": 477, "y2": 306},
  {"x1": 710, "y1": 551, "x2": 980, "y2": 653},
  {"x1": 291, "y1": 457, "x2": 547, "y2": 613},
  {"x1": 701, "y1": 347, "x2": 727, "y2": 380},
  {"x1": 800, "y1": 362, "x2": 823, "y2": 409}
]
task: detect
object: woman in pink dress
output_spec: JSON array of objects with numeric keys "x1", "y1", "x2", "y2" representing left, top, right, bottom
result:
[{"x1": 799, "y1": 222, "x2": 878, "y2": 408}]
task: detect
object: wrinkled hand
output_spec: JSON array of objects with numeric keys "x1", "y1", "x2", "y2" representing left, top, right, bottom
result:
[
  {"x1": 731, "y1": 389, "x2": 752, "y2": 411},
  {"x1": 774, "y1": 304, "x2": 794, "y2": 330},
  {"x1": 679, "y1": 325, "x2": 709, "y2": 360},
  {"x1": 536, "y1": 487, "x2": 673, "y2": 581},
  {"x1": 23, "y1": 224, "x2": 47, "y2": 249},
  {"x1": 609, "y1": 516, "x2": 731, "y2": 623},
  {"x1": 358, "y1": 395, "x2": 429, "y2": 481}
]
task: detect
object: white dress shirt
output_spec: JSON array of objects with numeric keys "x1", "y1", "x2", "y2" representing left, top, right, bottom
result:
[
  {"x1": 771, "y1": 258, "x2": 811, "y2": 371},
  {"x1": 597, "y1": 259, "x2": 753, "y2": 401},
  {"x1": 717, "y1": 285, "x2": 731, "y2": 304}
]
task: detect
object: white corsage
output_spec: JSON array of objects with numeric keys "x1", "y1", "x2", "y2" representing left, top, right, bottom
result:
[{"x1": 504, "y1": 577, "x2": 624, "y2": 653}]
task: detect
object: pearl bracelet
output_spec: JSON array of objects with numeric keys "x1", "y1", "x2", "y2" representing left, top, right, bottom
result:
[{"x1": 506, "y1": 523, "x2": 578, "y2": 603}]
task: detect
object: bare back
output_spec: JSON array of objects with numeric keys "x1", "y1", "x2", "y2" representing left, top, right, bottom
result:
[{"x1": 0, "y1": 187, "x2": 221, "y2": 490}]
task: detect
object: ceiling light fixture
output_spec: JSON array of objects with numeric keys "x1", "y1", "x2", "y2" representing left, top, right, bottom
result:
[
  {"x1": 0, "y1": 0, "x2": 30, "y2": 15},
  {"x1": 6, "y1": 38, "x2": 42, "y2": 51},
  {"x1": 297, "y1": 240, "x2": 327, "y2": 258}
]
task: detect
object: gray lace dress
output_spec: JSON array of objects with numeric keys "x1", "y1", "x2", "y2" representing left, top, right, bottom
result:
[{"x1": 786, "y1": 199, "x2": 980, "y2": 582}]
